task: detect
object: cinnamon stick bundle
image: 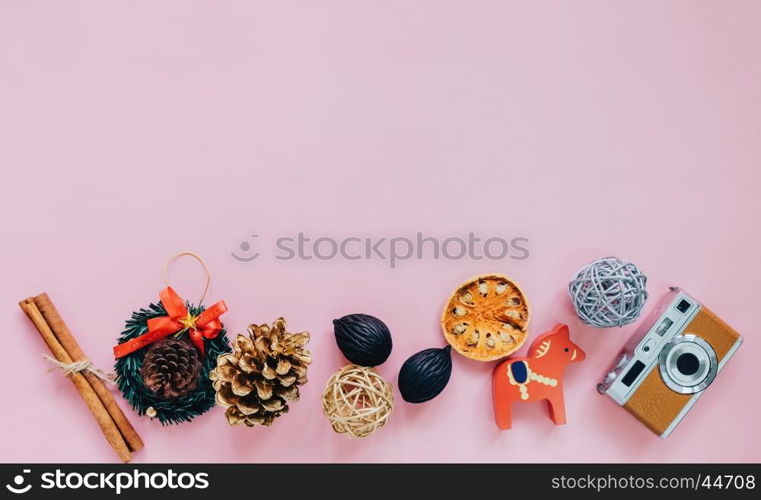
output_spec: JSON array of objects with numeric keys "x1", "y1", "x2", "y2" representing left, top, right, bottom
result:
[{"x1": 19, "y1": 295, "x2": 143, "y2": 462}]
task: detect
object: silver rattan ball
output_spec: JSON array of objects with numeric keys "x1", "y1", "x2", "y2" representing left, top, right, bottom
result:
[{"x1": 569, "y1": 257, "x2": 648, "y2": 328}]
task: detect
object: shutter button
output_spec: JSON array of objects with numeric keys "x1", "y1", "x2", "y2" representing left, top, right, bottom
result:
[{"x1": 615, "y1": 353, "x2": 629, "y2": 369}]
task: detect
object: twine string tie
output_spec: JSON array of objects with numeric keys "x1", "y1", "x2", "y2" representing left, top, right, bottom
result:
[{"x1": 43, "y1": 354, "x2": 116, "y2": 384}]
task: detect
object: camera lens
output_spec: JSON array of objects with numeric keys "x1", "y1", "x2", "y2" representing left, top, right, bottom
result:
[
  {"x1": 676, "y1": 299, "x2": 691, "y2": 313},
  {"x1": 676, "y1": 352, "x2": 700, "y2": 376},
  {"x1": 659, "y1": 334, "x2": 718, "y2": 394}
]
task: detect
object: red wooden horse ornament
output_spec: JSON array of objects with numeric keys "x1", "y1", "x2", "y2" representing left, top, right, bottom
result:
[{"x1": 492, "y1": 324, "x2": 585, "y2": 429}]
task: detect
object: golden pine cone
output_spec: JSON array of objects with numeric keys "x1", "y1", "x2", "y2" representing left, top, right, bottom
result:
[{"x1": 210, "y1": 318, "x2": 311, "y2": 427}]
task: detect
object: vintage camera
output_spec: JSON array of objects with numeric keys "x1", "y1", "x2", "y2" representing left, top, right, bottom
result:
[{"x1": 597, "y1": 287, "x2": 742, "y2": 437}]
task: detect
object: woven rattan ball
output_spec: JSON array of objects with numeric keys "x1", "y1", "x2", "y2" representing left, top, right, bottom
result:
[
  {"x1": 568, "y1": 256, "x2": 648, "y2": 328},
  {"x1": 321, "y1": 364, "x2": 393, "y2": 438}
]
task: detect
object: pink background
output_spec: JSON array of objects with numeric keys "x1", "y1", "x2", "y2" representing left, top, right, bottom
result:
[{"x1": 1, "y1": 1, "x2": 760, "y2": 463}]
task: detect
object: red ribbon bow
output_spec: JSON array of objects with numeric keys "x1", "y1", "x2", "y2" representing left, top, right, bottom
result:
[{"x1": 114, "y1": 287, "x2": 227, "y2": 359}]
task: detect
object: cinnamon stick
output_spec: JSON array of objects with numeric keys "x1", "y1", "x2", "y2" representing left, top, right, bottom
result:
[
  {"x1": 33, "y1": 293, "x2": 144, "y2": 453},
  {"x1": 19, "y1": 298, "x2": 132, "y2": 463}
]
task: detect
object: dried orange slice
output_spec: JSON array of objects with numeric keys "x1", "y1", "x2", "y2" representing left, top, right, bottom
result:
[{"x1": 441, "y1": 274, "x2": 530, "y2": 361}]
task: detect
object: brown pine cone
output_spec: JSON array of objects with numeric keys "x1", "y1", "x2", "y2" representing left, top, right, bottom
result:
[
  {"x1": 210, "y1": 318, "x2": 311, "y2": 427},
  {"x1": 141, "y1": 337, "x2": 202, "y2": 399}
]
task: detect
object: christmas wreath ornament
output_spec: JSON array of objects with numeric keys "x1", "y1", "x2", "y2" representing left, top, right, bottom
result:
[
  {"x1": 114, "y1": 252, "x2": 230, "y2": 425},
  {"x1": 210, "y1": 318, "x2": 312, "y2": 427}
]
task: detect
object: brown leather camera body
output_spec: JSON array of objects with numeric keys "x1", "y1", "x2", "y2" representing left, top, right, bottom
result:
[{"x1": 623, "y1": 306, "x2": 741, "y2": 435}]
